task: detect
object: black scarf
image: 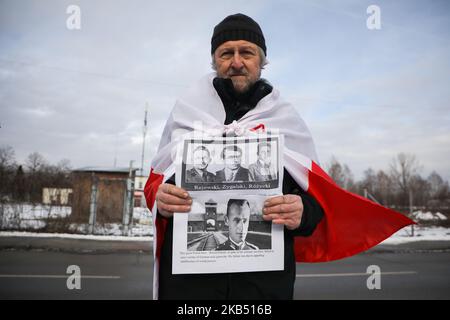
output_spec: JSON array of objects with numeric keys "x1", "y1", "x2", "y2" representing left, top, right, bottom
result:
[{"x1": 212, "y1": 77, "x2": 273, "y2": 125}]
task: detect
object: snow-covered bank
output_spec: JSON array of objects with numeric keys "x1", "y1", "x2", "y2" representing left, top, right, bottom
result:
[
  {"x1": 0, "y1": 231, "x2": 152, "y2": 241},
  {"x1": 1, "y1": 226, "x2": 449, "y2": 244},
  {"x1": 411, "y1": 210, "x2": 447, "y2": 221},
  {"x1": 381, "y1": 226, "x2": 450, "y2": 244},
  {"x1": 0, "y1": 203, "x2": 153, "y2": 236}
]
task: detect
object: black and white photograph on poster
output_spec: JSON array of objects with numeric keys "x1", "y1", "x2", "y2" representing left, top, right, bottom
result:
[
  {"x1": 187, "y1": 197, "x2": 271, "y2": 252},
  {"x1": 173, "y1": 195, "x2": 284, "y2": 275},
  {"x1": 176, "y1": 135, "x2": 283, "y2": 193}
]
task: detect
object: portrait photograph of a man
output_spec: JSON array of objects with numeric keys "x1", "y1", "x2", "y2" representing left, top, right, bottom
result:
[
  {"x1": 249, "y1": 141, "x2": 278, "y2": 182},
  {"x1": 186, "y1": 197, "x2": 271, "y2": 252},
  {"x1": 185, "y1": 145, "x2": 216, "y2": 183},
  {"x1": 215, "y1": 145, "x2": 249, "y2": 183}
]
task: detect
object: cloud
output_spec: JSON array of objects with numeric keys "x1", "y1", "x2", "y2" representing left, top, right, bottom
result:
[{"x1": 0, "y1": 0, "x2": 449, "y2": 182}]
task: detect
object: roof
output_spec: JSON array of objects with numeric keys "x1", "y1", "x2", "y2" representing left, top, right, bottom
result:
[{"x1": 73, "y1": 166, "x2": 138, "y2": 174}]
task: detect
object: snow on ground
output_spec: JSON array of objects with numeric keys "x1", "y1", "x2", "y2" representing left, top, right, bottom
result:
[
  {"x1": 1, "y1": 204, "x2": 71, "y2": 219},
  {"x1": 0, "y1": 231, "x2": 152, "y2": 241},
  {"x1": 67, "y1": 222, "x2": 153, "y2": 236},
  {"x1": 381, "y1": 226, "x2": 450, "y2": 244},
  {"x1": 1, "y1": 225, "x2": 449, "y2": 244},
  {"x1": 0, "y1": 203, "x2": 153, "y2": 236},
  {"x1": 410, "y1": 210, "x2": 447, "y2": 221},
  {"x1": 1, "y1": 204, "x2": 71, "y2": 229}
]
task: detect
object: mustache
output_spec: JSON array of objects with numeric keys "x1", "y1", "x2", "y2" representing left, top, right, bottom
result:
[{"x1": 228, "y1": 69, "x2": 248, "y2": 77}]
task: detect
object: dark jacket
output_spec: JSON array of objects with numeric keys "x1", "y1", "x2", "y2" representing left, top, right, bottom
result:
[
  {"x1": 248, "y1": 161, "x2": 277, "y2": 181},
  {"x1": 215, "y1": 166, "x2": 250, "y2": 182},
  {"x1": 216, "y1": 239, "x2": 259, "y2": 251},
  {"x1": 157, "y1": 77, "x2": 324, "y2": 299},
  {"x1": 185, "y1": 167, "x2": 216, "y2": 183}
]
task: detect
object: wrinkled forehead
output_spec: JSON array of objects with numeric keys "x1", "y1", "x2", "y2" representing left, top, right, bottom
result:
[{"x1": 215, "y1": 40, "x2": 259, "y2": 54}]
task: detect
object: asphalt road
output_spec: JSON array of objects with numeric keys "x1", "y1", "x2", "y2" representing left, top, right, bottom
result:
[
  {"x1": 0, "y1": 250, "x2": 153, "y2": 300},
  {"x1": 295, "y1": 251, "x2": 450, "y2": 300},
  {"x1": 0, "y1": 247, "x2": 449, "y2": 299}
]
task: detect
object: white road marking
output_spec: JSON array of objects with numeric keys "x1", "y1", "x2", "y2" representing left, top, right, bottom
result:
[
  {"x1": 0, "y1": 274, "x2": 120, "y2": 279},
  {"x1": 296, "y1": 271, "x2": 417, "y2": 278}
]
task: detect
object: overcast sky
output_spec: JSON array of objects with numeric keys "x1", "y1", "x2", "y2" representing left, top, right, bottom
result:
[{"x1": 1, "y1": 0, "x2": 449, "y2": 181}]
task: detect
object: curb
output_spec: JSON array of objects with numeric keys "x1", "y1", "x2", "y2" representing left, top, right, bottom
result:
[
  {"x1": 0, "y1": 236, "x2": 152, "y2": 254},
  {"x1": 1, "y1": 236, "x2": 450, "y2": 255},
  {"x1": 363, "y1": 240, "x2": 450, "y2": 254}
]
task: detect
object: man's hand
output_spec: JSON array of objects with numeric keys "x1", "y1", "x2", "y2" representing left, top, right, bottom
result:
[
  {"x1": 156, "y1": 183, "x2": 192, "y2": 218},
  {"x1": 262, "y1": 194, "x2": 303, "y2": 230}
]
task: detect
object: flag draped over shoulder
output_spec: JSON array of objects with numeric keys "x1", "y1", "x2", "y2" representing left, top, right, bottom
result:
[{"x1": 144, "y1": 73, "x2": 414, "y2": 299}]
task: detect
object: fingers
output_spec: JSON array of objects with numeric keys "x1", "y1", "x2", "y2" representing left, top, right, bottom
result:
[
  {"x1": 263, "y1": 212, "x2": 301, "y2": 230},
  {"x1": 263, "y1": 201, "x2": 299, "y2": 215},
  {"x1": 264, "y1": 194, "x2": 298, "y2": 207},
  {"x1": 156, "y1": 183, "x2": 192, "y2": 217},
  {"x1": 263, "y1": 194, "x2": 303, "y2": 230},
  {"x1": 158, "y1": 201, "x2": 191, "y2": 215},
  {"x1": 158, "y1": 191, "x2": 192, "y2": 206},
  {"x1": 161, "y1": 183, "x2": 190, "y2": 199},
  {"x1": 263, "y1": 195, "x2": 302, "y2": 215},
  {"x1": 263, "y1": 210, "x2": 297, "y2": 221}
]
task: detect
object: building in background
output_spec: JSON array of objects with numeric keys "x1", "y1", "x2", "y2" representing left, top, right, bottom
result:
[
  {"x1": 134, "y1": 174, "x2": 148, "y2": 208},
  {"x1": 71, "y1": 167, "x2": 137, "y2": 225},
  {"x1": 42, "y1": 188, "x2": 73, "y2": 206}
]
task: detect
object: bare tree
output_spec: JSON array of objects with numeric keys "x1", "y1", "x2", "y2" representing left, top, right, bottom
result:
[
  {"x1": 25, "y1": 152, "x2": 49, "y2": 203},
  {"x1": 0, "y1": 145, "x2": 15, "y2": 168},
  {"x1": 13, "y1": 165, "x2": 26, "y2": 201},
  {"x1": 427, "y1": 171, "x2": 449, "y2": 203},
  {"x1": 0, "y1": 146, "x2": 17, "y2": 228},
  {"x1": 409, "y1": 174, "x2": 430, "y2": 207},
  {"x1": 326, "y1": 156, "x2": 355, "y2": 191},
  {"x1": 26, "y1": 152, "x2": 48, "y2": 172},
  {"x1": 360, "y1": 168, "x2": 376, "y2": 192},
  {"x1": 389, "y1": 153, "x2": 422, "y2": 206},
  {"x1": 0, "y1": 145, "x2": 16, "y2": 201},
  {"x1": 375, "y1": 170, "x2": 394, "y2": 205}
]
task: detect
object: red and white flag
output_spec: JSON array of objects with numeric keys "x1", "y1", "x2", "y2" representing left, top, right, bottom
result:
[{"x1": 144, "y1": 73, "x2": 414, "y2": 299}]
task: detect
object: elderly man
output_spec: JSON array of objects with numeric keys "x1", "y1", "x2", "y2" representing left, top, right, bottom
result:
[{"x1": 153, "y1": 13, "x2": 324, "y2": 299}]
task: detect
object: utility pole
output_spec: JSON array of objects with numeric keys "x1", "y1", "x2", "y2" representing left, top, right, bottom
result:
[
  {"x1": 113, "y1": 133, "x2": 118, "y2": 167},
  {"x1": 409, "y1": 189, "x2": 414, "y2": 237},
  {"x1": 122, "y1": 160, "x2": 135, "y2": 236},
  {"x1": 140, "y1": 103, "x2": 148, "y2": 176},
  {"x1": 88, "y1": 173, "x2": 98, "y2": 235}
]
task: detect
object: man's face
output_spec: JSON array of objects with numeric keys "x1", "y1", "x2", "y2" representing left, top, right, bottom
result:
[
  {"x1": 223, "y1": 149, "x2": 242, "y2": 170},
  {"x1": 193, "y1": 149, "x2": 210, "y2": 171},
  {"x1": 214, "y1": 40, "x2": 262, "y2": 93},
  {"x1": 226, "y1": 202, "x2": 251, "y2": 244},
  {"x1": 258, "y1": 145, "x2": 271, "y2": 164}
]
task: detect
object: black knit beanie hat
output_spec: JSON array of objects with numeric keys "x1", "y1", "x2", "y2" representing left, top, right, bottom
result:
[{"x1": 211, "y1": 13, "x2": 266, "y2": 56}]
